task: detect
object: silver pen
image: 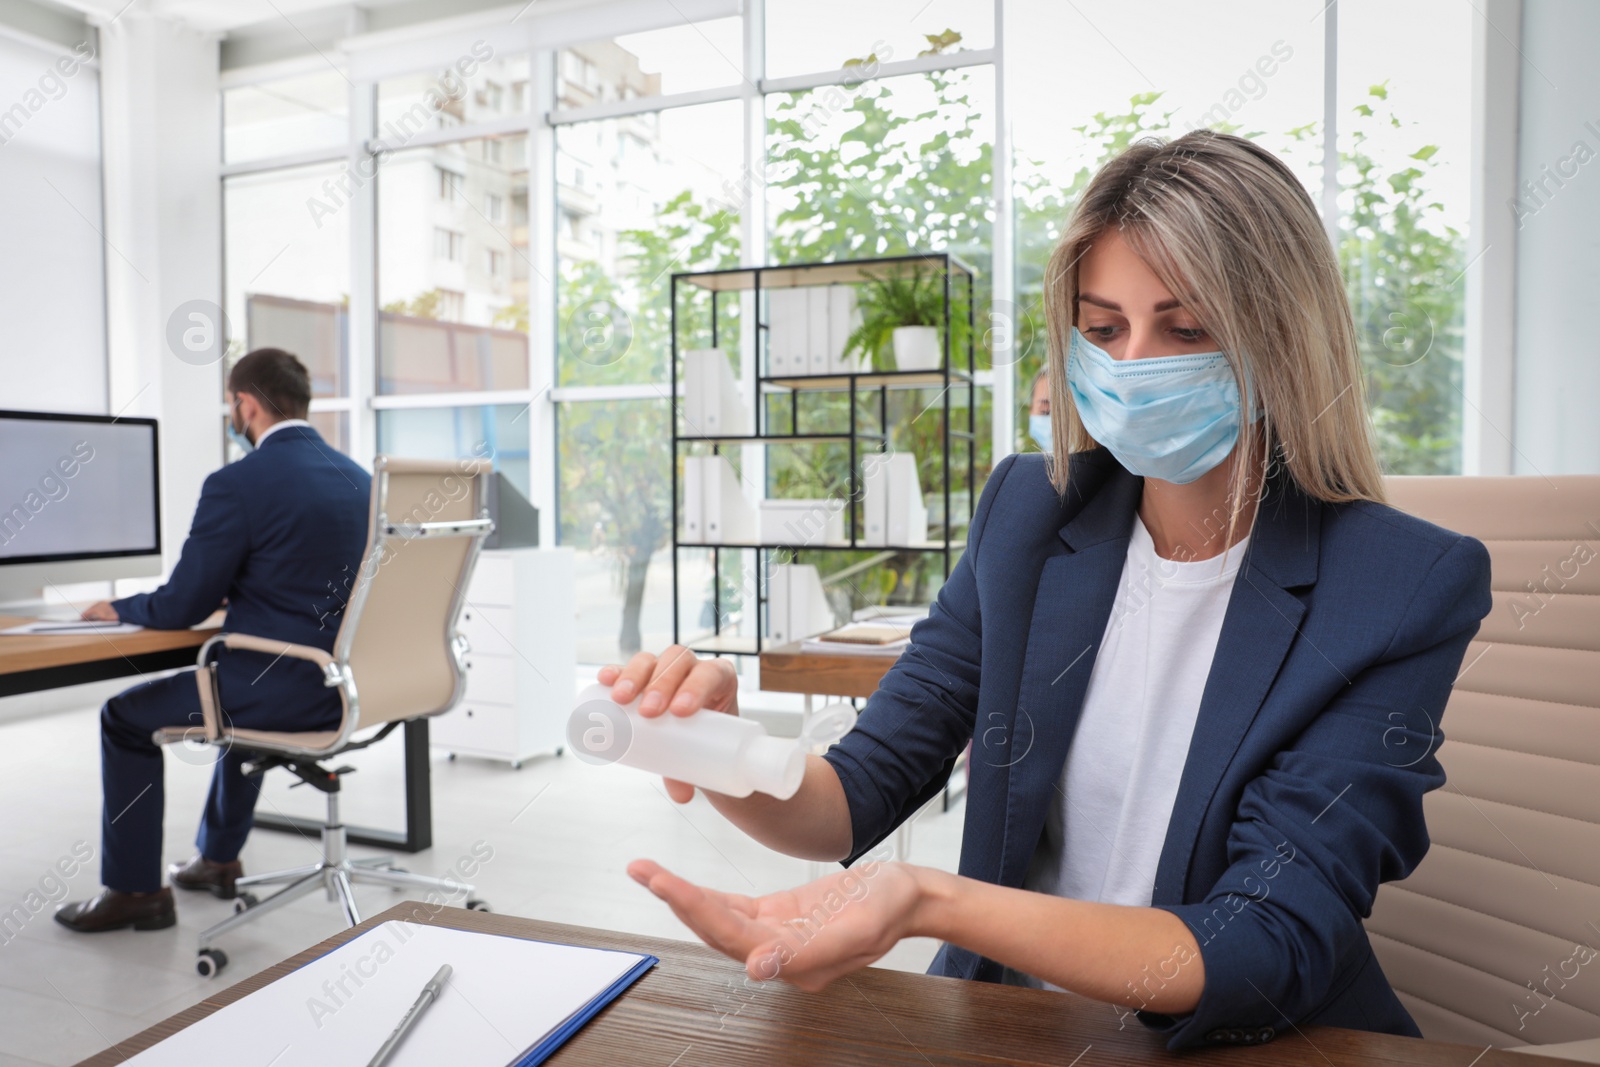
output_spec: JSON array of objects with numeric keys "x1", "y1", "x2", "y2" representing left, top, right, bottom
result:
[
  {"x1": 32, "y1": 622, "x2": 123, "y2": 631},
  {"x1": 366, "y1": 964, "x2": 452, "y2": 1067}
]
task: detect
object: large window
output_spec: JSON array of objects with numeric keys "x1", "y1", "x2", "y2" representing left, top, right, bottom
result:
[
  {"x1": 377, "y1": 135, "x2": 530, "y2": 393},
  {"x1": 558, "y1": 18, "x2": 743, "y2": 106},
  {"x1": 223, "y1": 162, "x2": 352, "y2": 452},
  {"x1": 377, "y1": 52, "x2": 530, "y2": 132},
  {"x1": 764, "y1": 0, "x2": 994, "y2": 79},
  {"x1": 553, "y1": 99, "x2": 741, "y2": 660},
  {"x1": 1336, "y1": 0, "x2": 1472, "y2": 474},
  {"x1": 1008, "y1": 0, "x2": 1469, "y2": 473},
  {"x1": 377, "y1": 403, "x2": 531, "y2": 496},
  {"x1": 557, "y1": 397, "x2": 674, "y2": 661},
  {"x1": 216, "y1": 1, "x2": 1481, "y2": 664}
]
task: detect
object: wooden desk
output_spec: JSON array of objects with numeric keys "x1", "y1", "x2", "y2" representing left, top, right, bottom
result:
[
  {"x1": 758, "y1": 640, "x2": 899, "y2": 700},
  {"x1": 77, "y1": 903, "x2": 1569, "y2": 1067},
  {"x1": 0, "y1": 611, "x2": 432, "y2": 854},
  {"x1": 0, "y1": 612, "x2": 217, "y2": 698},
  {"x1": 760, "y1": 641, "x2": 967, "y2": 815}
]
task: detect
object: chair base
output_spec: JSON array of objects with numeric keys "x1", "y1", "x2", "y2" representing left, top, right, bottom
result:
[{"x1": 195, "y1": 813, "x2": 480, "y2": 962}]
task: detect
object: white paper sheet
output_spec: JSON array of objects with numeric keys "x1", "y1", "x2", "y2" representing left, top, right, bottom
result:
[
  {"x1": 122, "y1": 921, "x2": 652, "y2": 1067},
  {"x1": 0, "y1": 620, "x2": 144, "y2": 635}
]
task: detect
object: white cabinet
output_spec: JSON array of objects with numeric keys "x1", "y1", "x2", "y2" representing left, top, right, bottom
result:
[{"x1": 429, "y1": 546, "x2": 577, "y2": 767}]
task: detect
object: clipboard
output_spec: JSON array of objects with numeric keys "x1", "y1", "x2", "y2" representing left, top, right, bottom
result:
[{"x1": 120, "y1": 920, "x2": 658, "y2": 1066}]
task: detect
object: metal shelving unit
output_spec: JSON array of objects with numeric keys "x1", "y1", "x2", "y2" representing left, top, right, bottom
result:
[{"x1": 669, "y1": 253, "x2": 978, "y2": 656}]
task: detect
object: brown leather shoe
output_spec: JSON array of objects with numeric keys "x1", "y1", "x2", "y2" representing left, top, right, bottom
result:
[
  {"x1": 169, "y1": 854, "x2": 244, "y2": 899},
  {"x1": 55, "y1": 888, "x2": 175, "y2": 933}
]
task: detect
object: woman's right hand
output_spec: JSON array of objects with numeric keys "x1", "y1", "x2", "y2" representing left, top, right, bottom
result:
[{"x1": 597, "y1": 645, "x2": 740, "y2": 803}]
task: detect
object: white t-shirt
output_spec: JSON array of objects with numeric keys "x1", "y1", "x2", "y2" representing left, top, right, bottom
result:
[{"x1": 1005, "y1": 511, "x2": 1250, "y2": 990}]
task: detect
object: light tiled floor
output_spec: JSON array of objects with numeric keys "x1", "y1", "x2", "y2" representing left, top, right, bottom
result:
[{"x1": 0, "y1": 697, "x2": 966, "y2": 1065}]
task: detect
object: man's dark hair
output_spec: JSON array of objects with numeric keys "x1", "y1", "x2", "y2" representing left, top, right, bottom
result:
[{"x1": 228, "y1": 348, "x2": 312, "y2": 421}]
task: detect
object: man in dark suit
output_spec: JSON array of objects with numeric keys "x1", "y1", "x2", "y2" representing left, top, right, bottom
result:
[{"x1": 56, "y1": 349, "x2": 372, "y2": 933}]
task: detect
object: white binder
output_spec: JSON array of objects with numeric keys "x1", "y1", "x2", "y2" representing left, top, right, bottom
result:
[
  {"x1": 768, "y1": 563, "x2": 835, "y2": 644},
  {"x1": 682, "y1": 455, "x2": 705, "y2": 542},
  {"x1": 683, "y1": 348, "x2": 749, "y2": 437},
  {"x1": 702, "y1": 453, "x2": 756, "y2": 544},
  {"x1": 767, "y1": 562, "x2": 792, "y2": 644},
  {"x1": 885, "y1": 452, "x2": 928, "y2": 546},
  {"x1": 790, "y1": 563, "x2": 835, "y2": 640},
  {"x1": 759, "y1": 499, "x2": 845, "y2": 546},
  {"x1": 862, "y1": 452, "x2": 926, "y2": 547},
  {"x1": 682, "y1": 352, "x2": 707, "y2": 434},
  {"x1": 767, "y1": 289, "x2": 806, "y2": 376},
  {"x1": 806, "y1": 287, "x2": 831, "y2": 375},
  {"x1": 828, "y1": 286, "x2": 863, "y2": 373},
  {"x1": 862, "y1": 456, "x2": 890, "y2": 547}
]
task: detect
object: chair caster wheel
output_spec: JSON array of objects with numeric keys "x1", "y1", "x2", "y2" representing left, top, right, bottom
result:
[
  {"x1": 233, "y1": 893, "x2": 259, "y2": 914},
  {"x1": 447, "y1": 752, "x2": 457, "y2": 760},
  {"x1": 197, "y1": 948, "x2": 228, "y2": 978},
  {"x1": 554, "y1": 746, "x2": 564, "y2": 757},
  {"x1": 510, "y1": 760, "x2": 523, "y2": 770},
  {"x1": 467, "y1": 899, "x2": 491, "y2": 912}
]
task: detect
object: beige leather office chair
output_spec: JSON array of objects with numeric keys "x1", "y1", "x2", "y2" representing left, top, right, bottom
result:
[
  {"x1": 156, "y1": 456, "x2": 494, "y2": 979},
  {"x1": 1368, "y1": 475, "x2": 1600, "y2": 1055}
]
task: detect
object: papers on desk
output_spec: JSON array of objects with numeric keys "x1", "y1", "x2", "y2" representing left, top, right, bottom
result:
[
  {"x1": 0, "y1": 620, "x2": 144, "y2": 635},
  {"x1": 122, "y1": 921, "x2": 657, "y2": 1067},
  {"x1": 800, "y1": 614, "x2": 924, "y2": 656}
]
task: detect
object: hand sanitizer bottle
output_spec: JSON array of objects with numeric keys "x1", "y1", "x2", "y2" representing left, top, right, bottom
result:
[{"x1": 566, "y1": 683, "x2": 855, "y2": 800}]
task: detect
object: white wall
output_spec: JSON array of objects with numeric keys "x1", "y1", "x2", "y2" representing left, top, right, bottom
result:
[
  {"x1": 1512, "y1": 0, "x2": 1600, "y2": 475},
  {"x1": 0, "y1": 27, "x2": 107, "y2": 414}
]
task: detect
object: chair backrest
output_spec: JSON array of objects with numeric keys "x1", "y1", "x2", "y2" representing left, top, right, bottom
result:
[
  {"x1": 1368, "y1": 475, "x2": 1600, "y2": 1045},
  {"x1": 333, "y1": 455, "x2": 492, "y2": 732}
]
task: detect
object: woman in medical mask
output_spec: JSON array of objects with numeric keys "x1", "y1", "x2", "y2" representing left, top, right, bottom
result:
[
  {"x1": 1027, "y1": 369, "x2": 1052, "y2": 452},
  {"x1": 608, "y1": 130, "x2": 1492, "y2": 1047}
]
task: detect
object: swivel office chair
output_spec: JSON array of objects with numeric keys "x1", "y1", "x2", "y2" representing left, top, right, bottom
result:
[{"x1": 155, "y1": 456, "x2": 495, "y2": 978}]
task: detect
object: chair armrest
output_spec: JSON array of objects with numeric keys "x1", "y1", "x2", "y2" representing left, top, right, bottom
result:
[
  {"x1": 196, "y1": 632, "x2": 342, "y2": 686},
  {"x1": 164, "y1": 632, "x2": 354, "y2": 755}
]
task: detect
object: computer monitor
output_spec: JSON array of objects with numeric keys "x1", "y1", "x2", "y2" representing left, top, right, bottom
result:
[
  {"x1": 0, "y1": 409, "x2": 162, "y2": 604},
  {"x1": 483, "y1": 470, "x2": 539, "y2": 550}
]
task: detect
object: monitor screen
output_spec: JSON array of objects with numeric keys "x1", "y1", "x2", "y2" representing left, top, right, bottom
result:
[{"x1": 0, "y1": 410, "x2": 161, "y2": 565}]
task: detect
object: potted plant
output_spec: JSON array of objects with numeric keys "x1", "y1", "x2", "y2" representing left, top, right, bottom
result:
[{"x1": 842, "y1": 265, "x2": 948, "y2": 372}]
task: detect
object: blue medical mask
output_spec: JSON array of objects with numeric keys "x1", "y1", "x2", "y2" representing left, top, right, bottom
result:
[
  {"x1": 1065, "y1": 326, "x2": 1255, "y2": 484},
  {"x1": 227, "y1": 402, "x2": 254, "y2": 455},
  {"x1": 1029, "y1": 413, "x2": 1053, "y2": 453}
]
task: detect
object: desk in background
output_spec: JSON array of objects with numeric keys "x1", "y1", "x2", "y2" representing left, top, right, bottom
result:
[
  {"x1": 758, "y1": 639, "x2": 899, "y2": 704},
  {"x1": 0, "y1": 612, "x2": 434, "y2": 854},
  {"x1": 76, "y1": 903, "x2": 1575, "y2": 1067},
  {"x1": 0, "y1": 613, "x2": 217, "y2": 698},
  {"x1": 760, "y1": 639, "x2": 968, "y2": 815}
]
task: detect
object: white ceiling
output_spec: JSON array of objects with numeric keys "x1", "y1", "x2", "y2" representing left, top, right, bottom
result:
[{"x1": 49, "y1": 0, "x2": 427, "y2": 35}]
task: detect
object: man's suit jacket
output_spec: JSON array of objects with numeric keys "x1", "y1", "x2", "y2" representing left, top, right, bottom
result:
[
  {"x1": 113, "y1": 425, "x2": 372, "y2": 722},
  {"x1": 821, "y1": 448, "x2": 1492, "y2": 1049}
]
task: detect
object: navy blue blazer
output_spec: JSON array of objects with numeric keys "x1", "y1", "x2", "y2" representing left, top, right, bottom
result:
[
  {"x1": 113, "y1": 425, "x2": 372, "y2": 722},
  {"x1": 821, "y1": 448, "x2": 1492, "y2": 1049}
]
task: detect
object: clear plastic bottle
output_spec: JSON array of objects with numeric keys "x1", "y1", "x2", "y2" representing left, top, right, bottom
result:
[{"x1": 566, "y1": 683, "x2": 807, "y2": 799}]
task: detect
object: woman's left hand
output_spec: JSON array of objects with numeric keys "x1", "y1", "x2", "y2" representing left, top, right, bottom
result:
[{"x1": 627, "y1": 858, "x2": 925, "y2": 991}]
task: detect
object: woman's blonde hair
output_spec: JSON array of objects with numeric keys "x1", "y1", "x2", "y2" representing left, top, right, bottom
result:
[{"x1": 1042, "y1": 129, "x2": 1385, "y2": 517}]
